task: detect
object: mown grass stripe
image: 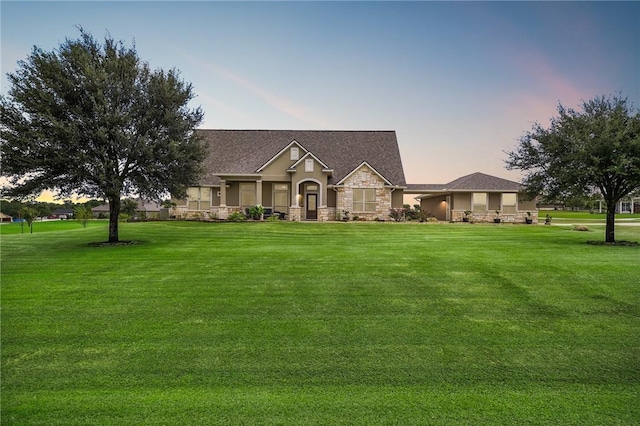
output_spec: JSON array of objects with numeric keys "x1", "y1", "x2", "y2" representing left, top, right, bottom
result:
[{"x1": 2, "y1": 221, "x2": 639, "y2": 424}]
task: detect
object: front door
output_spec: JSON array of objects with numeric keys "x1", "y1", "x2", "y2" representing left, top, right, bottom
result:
[{"x1": 306, "y1": 193, "x2": 317, "y2": 220}]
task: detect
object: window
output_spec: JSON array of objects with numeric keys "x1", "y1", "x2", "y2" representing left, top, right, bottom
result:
[
  {"x1": 502, "y1": 193, "x2": 517, "y2": 214},
  {"x1": 290, "y1": 147, "x2": 299, "y2": 161},
  {"x1": 472, "y1": 192, "x2": 487, "y2": 213},
  {"x1": 353, "y1": 188, "x2": 376, "y2": 212},
  {"x1": 305, "y1": 158, "x2": 314, "y2": 172},
  {"x1": 273, "y1": 184, "x2": 289, "y2": 212},
  {"x1": 240, "y1": 183, "x2": 256, "y2": 208}
]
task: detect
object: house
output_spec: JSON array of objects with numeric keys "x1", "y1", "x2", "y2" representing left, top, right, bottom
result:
[
  {"x1": 597, "y1": 196, "x2": 640, "y2": 214},
  {"x1": 0, "y1": 212, "x2": 12, "y2": 223},
  {"x1": 92, "y1": 199, "x2": 162, "y2": 219},
  {"x1": 49, "y1": 208, "x2": 74, "y2": 219},
  {"x1": 408, "y1": 172, "x2": 538, "y2": 223},
  {"x1": 174, "y1": 130, "x2": 407, "y2": 221}
]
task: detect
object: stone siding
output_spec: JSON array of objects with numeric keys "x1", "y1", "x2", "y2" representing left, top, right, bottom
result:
[
  {"x1": 452, "y1": 210, "x2": 539, "y2": 224},
  {"x1": 335, "y1": 165, "x2": 393, "y2": 221}
]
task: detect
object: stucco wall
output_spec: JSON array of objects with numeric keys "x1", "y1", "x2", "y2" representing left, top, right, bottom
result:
[{"x1": 420, "y1": 195, "x2": 448, "y2": 221}]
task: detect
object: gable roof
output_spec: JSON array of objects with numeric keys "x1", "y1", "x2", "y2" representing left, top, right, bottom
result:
[
  {"x1": 256, "y1": 139, "x2": 307, "y2": 172},
  {"x1": 336, "y1": 161, "x2": 393, "y2": 186},
  {"x1": 289, "y1": 151, "x2": 330, "y2": 171},
  {"x1": 444, "y1": 172, "x2": 522, "y2": 191},
  {"x1": 408, "y1": 172, "x2": 522, "y2": 194},
  {"x1": 197, "y1": 130, "x2": 406, "y2": 186}
]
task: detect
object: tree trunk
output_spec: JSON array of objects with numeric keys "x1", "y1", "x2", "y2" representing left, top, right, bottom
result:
[
  {"x1": 108, "y1": 196, "x2": 121, "y2": 243},
  {"x1": 605, "y1": 201, "x2": 616, "y2": 243}
]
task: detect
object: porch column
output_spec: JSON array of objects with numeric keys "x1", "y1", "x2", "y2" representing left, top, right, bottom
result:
[
  {"x1": 219, "y1": 180, "x2": 227, "y2": 207},
  {"x1": 256, "y1": 180, "x2": 263, "y2": 206},
  {"x1": 292, "y1": 181, "x2": 300, "y2": 207}
]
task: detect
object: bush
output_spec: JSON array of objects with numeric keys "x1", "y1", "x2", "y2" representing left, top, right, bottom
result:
[
  {"x1": 228, "y1": 211, "x2": 246, "y2": 222},
  {"x1": 389, "y1": 208, "x2": 407, "y2": 222},
  {"x1": 248, "y1": 205, "x2": 265, "y2": 220},
  {"x1": 74, "y1": 206, "x2": 92, "y2": 228}
]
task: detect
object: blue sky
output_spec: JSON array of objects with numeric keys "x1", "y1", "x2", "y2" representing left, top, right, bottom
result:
[{"x1": 2, "y1": 1, "x2": 639, "y2": 199}]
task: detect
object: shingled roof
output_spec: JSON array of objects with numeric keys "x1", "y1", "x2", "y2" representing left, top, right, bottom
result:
[
  {"x1": 444, "y1": 172, "x2": 522, "y2": 191},
  {"x1": 196, "y1": 130, "x2": 406, "y2": 186},
  {"x1": 408, "y1": 172, "x2": 522, "y2": 194}
]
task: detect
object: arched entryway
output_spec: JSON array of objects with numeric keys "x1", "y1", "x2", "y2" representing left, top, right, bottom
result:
[{"x1": 297, "y1": 180, "x2": 322, "y2": 221}]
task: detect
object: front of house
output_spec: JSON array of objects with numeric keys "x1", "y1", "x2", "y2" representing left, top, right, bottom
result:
[
  {"x1": 173, "y1": 130, "x2": 407, "y2": 221},
  {"x1": 408, "y1": 172, "x2": 538, "y2": 224}
]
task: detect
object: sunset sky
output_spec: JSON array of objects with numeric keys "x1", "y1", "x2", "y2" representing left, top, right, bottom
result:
[{"x1": 2, "y1": 1, "x2": 638, "y2": 202}]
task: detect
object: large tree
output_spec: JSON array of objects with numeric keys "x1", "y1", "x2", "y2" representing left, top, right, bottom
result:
[
  {"x1": 506, "y1": 95, "x2": 640, "y2": 243},
  {"x1": 1, "y1": 28, "x2": 206, "y2": 242}
]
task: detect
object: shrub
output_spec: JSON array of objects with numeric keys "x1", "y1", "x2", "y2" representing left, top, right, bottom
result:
[
  {"x1": 248, "y1": 205, "x2": 264, "y2": 220},
  {"x1": 389, "y1": 208, "x2": 407, "y2": 222},
  {"x1": 74, "y1": 206, "x2": 92, "y2": 228},
  {"x1": 417, "y1": 211, "x2": 433, "y2": 222},
  {"x1": 228, "y1": 211, "x2": 246, "y2": 222}
]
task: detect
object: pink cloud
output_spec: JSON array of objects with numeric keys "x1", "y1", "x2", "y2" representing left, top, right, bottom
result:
[
  {"x1": 505, "y1": 50, "x2": 594, "y2": 125},
  {"x1": 178, "y1": 52, "x2": 332, "y2": 128}
]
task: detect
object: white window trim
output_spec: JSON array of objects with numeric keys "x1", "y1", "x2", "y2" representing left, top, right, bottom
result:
[{"x1": 305, "y1": 158, "x2": 314, "y2": 172}]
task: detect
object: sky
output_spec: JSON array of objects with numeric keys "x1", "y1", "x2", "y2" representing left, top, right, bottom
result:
[{"x1": 1, "y1": 1, "x2": 639, "y2": 202}]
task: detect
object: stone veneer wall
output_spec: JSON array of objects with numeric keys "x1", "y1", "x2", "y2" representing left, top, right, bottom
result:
[
  {"x1": 335, "y1": 165, "x2": 392, "y2": 221},
  {"x1": 452, "y1": 210, "x2": 539, "y2": 224},
  {"x1": 288, "y1": 206, "x2": 302, "y2": 221}
]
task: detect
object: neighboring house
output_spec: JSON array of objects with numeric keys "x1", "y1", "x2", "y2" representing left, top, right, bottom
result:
[
  {"x1": 0, "y1": 212, "x2": 12, "y2": 222},
  {"x1": 91, "y1": 204, "x2": 110, "y2": 218},
  {"x1": 92, "y1": 199, "x2": 162, "y2": 219},
  {"x1": 174, "y1": 130, "x2": 407, "y2": 221},
  {"x1": 609, "y1": 196, "x2": 640, "y2": 214},
  {"x1": 49, "y1": 208, "x2": 74, "y2": 219},
  {"x1": 408, "y1": 172, "x2": 538, "y2": 223}
]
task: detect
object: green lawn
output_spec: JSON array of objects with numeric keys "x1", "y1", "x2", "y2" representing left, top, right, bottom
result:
[
  {"x1": 2, "y1": 221, "x2": 639, "y2": 425},
  {"x1": 0, "y1": 219, "x2": 108, "y2": 235},
  {"x1": 543, "y1": 210, "x2": 640, "y2": 222}
]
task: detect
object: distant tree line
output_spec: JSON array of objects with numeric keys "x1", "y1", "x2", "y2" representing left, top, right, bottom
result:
[{"x1": 0, "y1": 199, "x2": 104, "y2": 219}]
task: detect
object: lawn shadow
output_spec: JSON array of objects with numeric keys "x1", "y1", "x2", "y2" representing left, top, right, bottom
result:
[{"x1": 87, "y1": 240, "x2": 146, "y2": 247}]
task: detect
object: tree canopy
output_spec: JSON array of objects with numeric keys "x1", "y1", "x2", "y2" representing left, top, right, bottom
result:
[
  {"x1": 1, "y1": 28, "x2": 206, "y2": 242},
  {"x1": 506, "y1": 95, "x2": 640, "y2": 242}
]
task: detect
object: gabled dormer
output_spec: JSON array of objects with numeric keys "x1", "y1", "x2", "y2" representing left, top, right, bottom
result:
[
  {"x1": 257, "y1": 140, "x2": 309, "y2": 180},
  {"x1": 287, "y1": 151, "x2": 332, "y2": 174}
]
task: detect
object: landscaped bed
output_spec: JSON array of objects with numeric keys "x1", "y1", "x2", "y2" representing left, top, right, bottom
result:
[{"x1": 1, "y1": 221, "x2": 638, "y2": 424}]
